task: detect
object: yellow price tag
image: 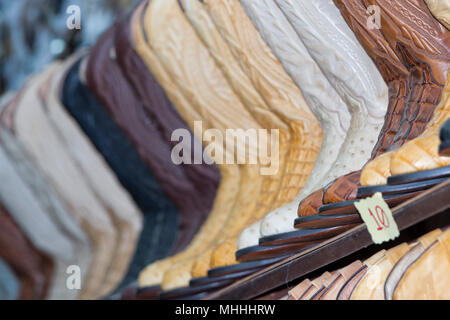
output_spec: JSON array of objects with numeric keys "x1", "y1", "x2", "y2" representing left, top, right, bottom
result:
[{"x1": 354, "y1": 192, "x2": 399, "y2": 244}]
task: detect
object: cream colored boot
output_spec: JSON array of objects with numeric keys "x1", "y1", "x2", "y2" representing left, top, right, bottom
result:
[
  {"x1": 134, "y1": 3, "x2": 240, "y2": 289},
  {"x1": 239, "y1": 0, "x2": 388, "y2": 248},
  {"x1": 237, "y1": 0, "x2": 353, "y2": 249},
  {"x1": 185, "y1": 0, "x2": 322, "y2": 271},
  {"x1": 138, "y1": 0, "x2": 282, "y2": 291},
  {"x1": 425, "y1": 0, "x2": 450, "y2": 30}
]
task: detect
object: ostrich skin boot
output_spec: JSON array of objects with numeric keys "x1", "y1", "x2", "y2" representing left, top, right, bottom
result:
[
  {"x1": 187, "y1": 0, "x2": 322, "y2": 270},
  {"x1": 237, "y1": 0, "x2": 351, "y2": 248},
  {"x1": 271, "y1": 0, "x2": 389, "y2": 220}
]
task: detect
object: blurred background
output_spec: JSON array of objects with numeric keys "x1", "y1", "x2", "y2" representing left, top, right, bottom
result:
[{"x1": 0, "y1": 0, "x2": 139, "y2": 96}]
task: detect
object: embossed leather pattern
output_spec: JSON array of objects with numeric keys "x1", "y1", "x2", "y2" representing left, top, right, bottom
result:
[
  {"x1": 390, "y1": 70, "x2": 450, "y2": 175},
  {"x1": 359, "y1": 0, "x2": 450, "y2": 185},
  {"x1": 144, "y1": 0, "x2": 260, "y2": 290},
  {"x1": 271, "y1": 0, "x2": 386, "y2": 218},
  {"x1": 239, "y1": 0, "x2": 387, "y2": 244},
  {"x1": 237, "y1": 0, "x2": 352, "y2": 244},
  {"x1": 201, "y1": 0, "x2": 322, "y2": 207},
  {"x1": 151, "y1": 2, "x2": 316, "y2": 288},
  {"x1": 180, "y1": 0, "x2": 288, "y2": 274},
  {"x1": 322, "y1": 0, "x2": 407, "y2": 195},
  {"x1": 321, "y1": 0, "x2": 410, "y2": 201},
  {"x1": 185, "y1": 0, "x2": 323, "y2": 270},
  {"x1": 333, "y1": 0, "x2": 410, "y2": 157},
  {"x1": 135, "y1": 0, "x2": 248, "y2": 289},
  {"x1": 275, "y1": 0, "x2": 387, "y2": 184},
  {"x1": 315, "y1": 0, "x2": 450, "y2": 206},
  {"x1": 363, "y1": 0, "x2": 449, "y2": 147},
  {"x1": 240, "y1": 0, "x2": 350, "y2": 195}
]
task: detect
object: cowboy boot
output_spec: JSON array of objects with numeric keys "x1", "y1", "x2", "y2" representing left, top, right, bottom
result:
[
  {"x1": 139, "y1": 0, "x2": 281, "y2": 291},
  {"x1": 425, "y1": 0, "x2": 450, "y2": 30},
  {"x1": 359, "y1": 0, "x2": 450, "y2": 186},
  {"x1": 318, "y1": 0, "x2": 411, "y2": 207},
  {"x1": 389, "y1": 69, "x2": 450, "y2": 175},
  {"x1": 192, "y1": 0, "x2": 322, "y2": 271},
  {"x1": 305, "y1": 0, "x2": 449, "y2": 214},
  {"x1": 132, "y1": 2, "x2": 240, "y2": 290},
  {"x1": 236, "y1": 0, "x2": 351, "y2": 250},
  {"x1": 179, "y1": 0, "x2": 292, "y2": 276},
  {"x1": 114, "y1": 17, "x2": 221, "y2": 256}
]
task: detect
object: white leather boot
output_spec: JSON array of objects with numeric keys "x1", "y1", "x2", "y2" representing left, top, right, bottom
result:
[{"x1": 260, "y1": 0, "x2": 387, "y2": 237}]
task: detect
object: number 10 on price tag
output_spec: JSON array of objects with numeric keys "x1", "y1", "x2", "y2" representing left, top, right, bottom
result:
[{"x1": 354, "y1": 192, "x2": 399, "y2": 244}]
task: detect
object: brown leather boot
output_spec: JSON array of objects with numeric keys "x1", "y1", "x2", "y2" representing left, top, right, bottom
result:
[
  {"x1": 114, "y1": 16, "x2": 221, "y2": 255},
  {"x1": 298, "y1": 0, "x2": 449, "y2": 216}
]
